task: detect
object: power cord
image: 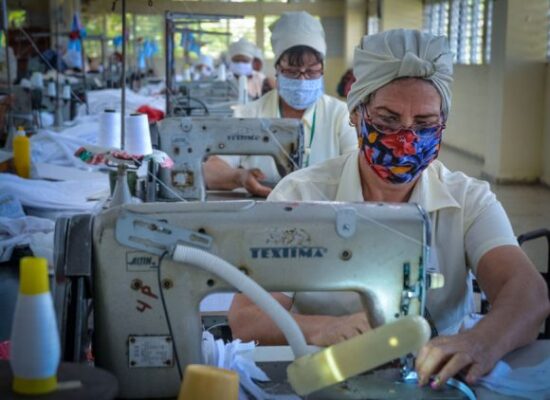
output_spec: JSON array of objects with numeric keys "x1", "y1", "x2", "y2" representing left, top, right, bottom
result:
[{"x1": 157, "y1": 251, "x2": 183, "y2": 380}]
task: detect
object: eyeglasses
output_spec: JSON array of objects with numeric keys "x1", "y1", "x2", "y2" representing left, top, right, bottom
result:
[
  {"x1": 277, "y1": 65, "x2": 323, "y2": 80},
  {"x1": 362, "y1": 104, "x2": 445, "y2": 136}
]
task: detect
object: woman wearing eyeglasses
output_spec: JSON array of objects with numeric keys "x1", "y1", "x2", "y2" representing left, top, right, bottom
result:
[
  {"x1": 204, "y1": 11, "x2": 358, "y2": 197},
  {"x1": 229, "y1": 29, "x2": 550, "y2": 389}
]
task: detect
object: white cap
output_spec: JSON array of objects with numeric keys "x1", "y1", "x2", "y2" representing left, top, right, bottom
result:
[
  {"x1": 197, "y1": 54, "x2": 214, "y2": 70},
  {"x1": 270, "y1": 11, "x2": 326, "y2": 63},
  {"x1": 253, "y1": 47, "x2": 263, "y2": 61},
  {"x1": 228, "y1": 38, "x2": 257, "y2": 60}
]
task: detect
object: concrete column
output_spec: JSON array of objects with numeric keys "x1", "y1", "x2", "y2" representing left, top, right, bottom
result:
[
  {"x1": 483, "y1": 0, "x2": 547, "y2": 183},
  {"x1": 255, "y1": 13, "x2": 264, "y2": 52},
  {"x1": 380, "y1": 0, "x2": 423, "y2": 32},
  {"x1": 344, "y1": 0, "x2": 367, "y2": 67}
]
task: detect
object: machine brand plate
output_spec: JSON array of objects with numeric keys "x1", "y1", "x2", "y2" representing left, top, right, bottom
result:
[
  {"x1": 126, "y1": 251, "x2": 159, "y2": 271},
  {"x1": 128, "y1": 335, "x2": 174, "y2": 368}
]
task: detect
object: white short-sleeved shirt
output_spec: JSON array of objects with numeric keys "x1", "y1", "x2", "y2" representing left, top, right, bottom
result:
[
  {"x1": 222, "y1": 89, "x2": 358, "y2": 183},
  {"x1": 268, "y1": 150, "x2": 519, "y2": 334}
]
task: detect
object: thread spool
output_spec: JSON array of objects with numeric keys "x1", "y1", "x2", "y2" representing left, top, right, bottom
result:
[
  {"x1": 238, "y1": 74, "x2": 248, "y2": 105},
  {"x1": 98, "y1": 109, "x2": 122, "y2": 149},
  {"x1": 30, "y1": 72, "x2": 44, "y2": 89},
  {"x1": 216, "y1": 63, "x2": 226, "y2": 82},
  {"x1": 182, "y1": 68, "x2": 192, "y2": 82},
  {"x1": 178, "y1": 365, "x2": 238, "y2": 400},
  {"x1": 46, "y1": 80, "x2": 56, "y2": 97},
  {"x1": 10, "y1": 257, "x2": 60, "y2": 395},
  {"x1": 124, "y1": 113, "x2": 152, "y2": 155},
  {"x1": 62, "y1": 83, "x2": 71, "y2": 100}
]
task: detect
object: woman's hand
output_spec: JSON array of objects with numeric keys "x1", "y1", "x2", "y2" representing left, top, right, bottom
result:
[
  {"x1": 236, "y1": 168, "x2": 272, "y2": 197},
  {"x1": 307, "y1": 312, "x2": 372, "y2": 346},
  {"x1": 415, "y1": 329, "x2": 498, "y2": 388}
]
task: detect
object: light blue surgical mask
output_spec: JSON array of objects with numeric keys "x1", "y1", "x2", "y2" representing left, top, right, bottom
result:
[
  {"x1": 277, "y1": 75, "x2": 324, "y2": 110},
  {"x1": 230, "y1": 61, "x2": 253, "y2": 77}
]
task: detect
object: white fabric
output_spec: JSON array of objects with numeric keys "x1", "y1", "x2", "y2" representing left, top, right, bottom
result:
[
  {"x1": 229, "y1": 38, "x2": 257, "y2": 60},
  {"x1": 270, "y1": 11, "x2": 326, "y2": 62},
  {"x1": 31, "y1": 116, "x2": 102, "y2": 169},
  {"x1": 0, "y1": 173, "x2": 108, "y2": 212},
  {"x1": 222, "y1": 90, "x2": 358, "y2": 183},
  {"x1": 202, "y1": 331, "x2": 300, "y2": 400},
  {"x1": 347, "y1": 29, "x2": 454, "y2": 116},
  {"x1": 268, "y1": 151, "x2": 518, "y2": 334},
  {"x1": 0, "y1": 216, "x2": 55, "y2": 262},
  {"x1": 80, "y1": 88, "x2": 165, "y2": 116}
]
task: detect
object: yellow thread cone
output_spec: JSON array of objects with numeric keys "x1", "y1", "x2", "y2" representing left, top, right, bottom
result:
[{"x1": 178, "y1": 364, "x2": 239, "y2": 400}]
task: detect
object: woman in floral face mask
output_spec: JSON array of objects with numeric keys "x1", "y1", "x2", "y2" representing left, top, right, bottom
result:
[{"x1": 229, "y1": 29, "x2": 550, "y2": 393}]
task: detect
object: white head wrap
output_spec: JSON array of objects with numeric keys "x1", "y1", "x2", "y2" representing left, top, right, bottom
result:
[
  {"x1": 347, "y1": 29, "x2": 454, "y2": 117},
  {"x1": 228, "y1": 38, "x2": 257, "y2": 60},
  {"x1": 270, "y1": 11, "x2": 326, "y2": 63}
]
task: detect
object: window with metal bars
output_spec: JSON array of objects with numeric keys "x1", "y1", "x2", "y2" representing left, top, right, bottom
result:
[{"x1": 423, "y1": 0, "x2": 492, "y2": 65}]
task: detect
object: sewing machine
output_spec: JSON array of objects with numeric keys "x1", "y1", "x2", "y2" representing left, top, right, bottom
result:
[
  {"x1": 156, "y1": 117, "x2": 304, "y2": 201},
  {"x1": 53, "y1": 200, "x2": 448, "y2": 399},
  {"x1": 11, "y1": 81, "x2": 84, "y2": 129}
]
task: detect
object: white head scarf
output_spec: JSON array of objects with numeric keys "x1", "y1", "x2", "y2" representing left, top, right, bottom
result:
[
  {"x1": 228, "y1": 38, "x2": 257, "y2": 60},
  {"x1": 270, "y1": 11, "x2": 326, "y2": 63},
  {"x1": 347, "y1": 29, "x2": 454, "y2": 117}
]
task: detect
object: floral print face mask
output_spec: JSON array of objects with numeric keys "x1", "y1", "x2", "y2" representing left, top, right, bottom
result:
[{"x1": 359, "y1": 107, "x2": 445, "y2": 184}]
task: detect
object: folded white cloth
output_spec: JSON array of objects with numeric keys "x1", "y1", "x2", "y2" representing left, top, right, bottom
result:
[{"x1": 202, "y1": 331, "x2": 300, "y2": 400}]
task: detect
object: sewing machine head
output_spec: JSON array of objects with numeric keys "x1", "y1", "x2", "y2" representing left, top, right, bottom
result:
[
  {"x1": 156, "y1": 117, "x2": 304, "y2": 201},
  {"x1": 166, "y1": 80, "x2": 239, "y2": 117},
  {"x1": 54, "y1": 200, "x2": 438, "y2": 399}
]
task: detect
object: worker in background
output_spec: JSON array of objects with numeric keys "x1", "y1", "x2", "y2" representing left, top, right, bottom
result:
[
  {"x1": 228, "y1": 29, "x2": 550, "y2": 389},
  {"x1": 204, "y1": 11, "x2": 358, "y2": 197},
  {"x1": 228, "y1": 37, "x2": 264, "y2": 100},
  {"x1": 0, "y1": 45, "x2": 17, "y2": 83},
  {"x1": 253, "y1": 47, "x2": 275, "y2": 95},
  {"x1": 192, "y1": 54, "x2": 214, "y2": 81},
  {"x1": 38, "y1": 36, "x2": 69, "y2": 72},
  {"x1": 336, "y1": 68, "x2": 355, "y2": 98}
]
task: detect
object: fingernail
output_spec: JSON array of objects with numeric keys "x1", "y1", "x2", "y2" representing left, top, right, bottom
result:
[{"x1": 430, "y1": 376, "x2": 441, "y2": 389}]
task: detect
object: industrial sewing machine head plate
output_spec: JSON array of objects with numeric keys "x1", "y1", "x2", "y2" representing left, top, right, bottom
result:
[
  {"x1": 155, "y1": 116, "x2": 304, "y2": 201},
  {"x1": 52, "y1": 200, "x2": 471, "y2": 399}
]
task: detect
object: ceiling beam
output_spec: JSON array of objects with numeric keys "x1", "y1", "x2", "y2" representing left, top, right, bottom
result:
[{"x1": 83, "y1": 0, "x2": 345, "y2": 17}]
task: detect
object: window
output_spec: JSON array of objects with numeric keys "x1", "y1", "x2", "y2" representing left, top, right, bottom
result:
[
  {"x1": 423, "y1": 0, "x2": 492, "y2": 65},
  {"x1": 177, "y1": 16, "x2": 256, "y2": 62}
]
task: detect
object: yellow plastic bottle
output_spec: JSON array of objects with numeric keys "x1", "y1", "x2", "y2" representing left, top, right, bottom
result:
[{"x1": 13, "y1": 127, "x2": 31, "y2": 178}]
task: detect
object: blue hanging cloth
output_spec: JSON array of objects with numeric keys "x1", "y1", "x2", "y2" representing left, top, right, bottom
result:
[{"x1": 180, "y1": 29, "x2": 200, "y2": 54}]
